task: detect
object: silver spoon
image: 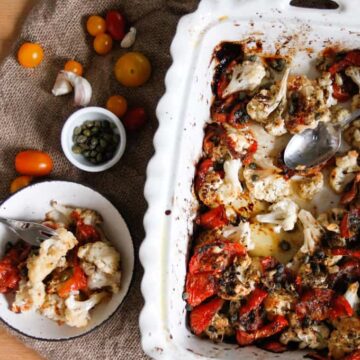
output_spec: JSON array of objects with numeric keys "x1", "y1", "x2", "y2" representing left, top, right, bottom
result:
[{"x1": 284, "y1": 109, "x2": 360, "y2": 169}]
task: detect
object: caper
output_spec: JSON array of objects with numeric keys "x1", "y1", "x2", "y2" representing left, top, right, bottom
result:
[
  {"x1": 248, "y1": 55, "x2": 257, "y2": 62},
  {"x1": 89, "y1": 142, "x2": 97, "y2": 150},
  {"x1": 83, "y1": 129, "x2": 91, "y2": 137},
  {"x1": 79, "y1": 143, "x2": 89, "y2": 150},
  {"x1": 91, "y1": 126, "x2": 100, "y2": 134},
  {"x1": 90, "y1": 138, "x2": 99, "y2": 146},
  {"x1": 90, "y1": 150, "x2": 97, "y2": 158},
  {"x1": 101, "y1": 120, "x2": 110, "y2": 128},
  {"x1": 86, "y1": 120, "x2": 94, "y2": 128},
  {"x1": 249, "y1": 162, "x2": 257, "y2": 170},
  {"x1": 251, "y1": 174, "x2": 259, "y2": 182},
  {"x1": 83, "y1": 150, "x2": 91, "y2": 158},
  {"x1": 83, "y1": 120, "x2": 91, "y2": 127},
  {"x1": 103, "y1": 133, "x2": 112, "y2": 141},
  {"x1": 60, "y1": 268, "x2": 73, "y2": 282},
  {"x1": 96, "y1": 145, "x2": 103, "y2": 152},
  {"x1": 72, "y1": 134, "x2": 78, "y2": 142},
  {"x1": 112, "y1": 134, "x2": 120, "y2": 144},
  {"x1": 74, "y1": 126, "x2": 82, "y2": 135},
  {"x1": 72, "y1": 145, "x2": 82, "y2": 154},
  {"x1": 269, "y1": 58, "x2": 286, "y2": 72},
  {"x1": 96, "y1": 153, "x2": 103, "y2": 163},
  {"x1": 94, "y1": 120, "x2": 101, "y2": 127},
  {"x1": 279, "y1": 239, "x2": 291, "y2": 251},
  {"x1": 99, "y1": 139, "x2": 107, "y2": 148},
  {"x1": 77, "y1": 135, "x2": 87, "y2": 144}
]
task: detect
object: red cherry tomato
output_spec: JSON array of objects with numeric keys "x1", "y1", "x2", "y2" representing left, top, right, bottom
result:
[
  {"x1": 123, "y1": 107, "x2": 147, "y2": 131},
  {"x1": 106, "y1": 10, "x2": 126, "y2": 41},
  {"x1": 15, "y1": 150, "x2": 53, "y2": 176}
]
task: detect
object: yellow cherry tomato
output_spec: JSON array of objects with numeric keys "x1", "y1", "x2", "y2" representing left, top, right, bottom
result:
[
  {"x1": 10, "y1": 176, "x2": 32, "y2": 193},
  {"x1": 17, "y1": 43, "x2": 44, "y2": 68},
  {"x1": 93, "y1": 33, "x2": 113, "y2": 55},
  {"x1": 114, "y1": 52, "x2": 151, "y2": 87},
  {"x1": 106, "y1": 95, "x2": 128, "y2": 117},
  {"x1": 86, "y1": 15, "x2": 106, "y2": 37},
  {"x1": 64, "y1": 60, "x2": 84, "y2": 76}
]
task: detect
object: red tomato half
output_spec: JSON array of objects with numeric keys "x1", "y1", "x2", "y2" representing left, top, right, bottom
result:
[
  {"x1": 106, "y1": 10, "x2": 126, "y2": 41},
  {"x1": 15, "y1": 150, "x2": 53, "y2": 176},
  {"x1": 190, "y1": 298, "x2": 224, "y2": 335},
  {"x1": 123, "y1": 107, "x2": 147, "y2": 131}
]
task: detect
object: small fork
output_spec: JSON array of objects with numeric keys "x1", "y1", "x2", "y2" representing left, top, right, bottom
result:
[{"x1": 0, "y1": 217, "x2": 57, "y2": 247}]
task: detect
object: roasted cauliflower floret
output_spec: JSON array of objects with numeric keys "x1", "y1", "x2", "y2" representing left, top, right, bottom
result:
[
  {"x1": 77, "y1": 241, "x2": 120, "y2": 275},
  {"x1": 317, "y1": 208, "x2": 344, "y2": 234},
  {"x1": 205, "y1": 313, "x2": 234, "y2": 341},
  {"x1": 40, "y1": 294, "x2": 66, "y2": 323},
  {"x1": 344, "y1": 119, "x2": 360, "y2": 150},
  {"x1": 293, "y1": 172, "x2": 324, "y2": 200},
  {"x1": 218, "y1": 159, "x2": 243, "y2": 204},
  {"x1": 352, "y1": 94, "x2": 360, "y2": 110},
  {"x1": 318, "y1": 72, "x2": 337, "y2": 107},
  {"x1": 345, "y1": 66, "x2": 360, "y2": 88},
  {"x1": 256, "y1": 198, "x2": 298, "y2": 232},
  {"x1": 64, "y1": 292, "x2": 107, "y2": 328},
  {"x1": 223, "y1": 124, "x2": 254, "y2": 157},
  {"x1": 328, "y1": 317, "x2": 360, "y2": 359},
  {"x1": 329, "y1": 150, "x2": 360, "y2": 193},
  {"x1": 222, "y1": 221, "x2": 254, "y2": 250},
  {"x1": 218, "y1": 255, "x2": 260, "y2": 300},
  {"x1": 197, "y1": 170, "x2": 223, "y2": 207},
  {"x1": 12, "y1": 228, "x2": 78, "y2": 312},
  {"x1": 247, "y1": 67, "x2": 290, "y2": 123},
  {"x1": 223, "y1": 60, "x2": 266, "y2": 98},
  {"x1": 298, "y1": 209, "x2": 324, "y2": 255},
  {"x1": 344, "y1": 282, "x2": 360, "y2": 313},
  {"x1": 285, "y1": 75, "x2": 331, "y2": 134},
  {"x1": 243, "y1": 166, "x2": 291, "y2": 203},
  {"x1": 263, "y1": 289, "x2": 296, "y2": 317},
  {"x1": 280, "y1": 314, "x2": 330, "y2": 350},
  {"x1": 81, "y1": 261, "x2": 121, "y2": 293}
]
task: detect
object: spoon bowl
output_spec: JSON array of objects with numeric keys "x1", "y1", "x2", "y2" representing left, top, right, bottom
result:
[{"x1": 284, "y1": 109, "x2": 360, "y2": 169}]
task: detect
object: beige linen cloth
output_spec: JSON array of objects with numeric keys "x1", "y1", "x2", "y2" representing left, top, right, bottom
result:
[{"x1": 0, "y1": 0, "x2": 198, "y2": 358}]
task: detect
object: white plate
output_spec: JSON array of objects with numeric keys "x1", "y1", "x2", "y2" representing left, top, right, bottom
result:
[
  {"x1": 139, "y1": 0, "x2": 360, "y2": 359},
  {"x1": 0, "y1": 181, "x2": 134, "y2": 340}
]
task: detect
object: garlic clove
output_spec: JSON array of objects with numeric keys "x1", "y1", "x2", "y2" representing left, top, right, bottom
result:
[
  {"x1": 52, "y1": 72, "x2": 73, "y2": 96},
  {"x1": 55, "y1": 71, "x2": 92, "y2": 107},
  {"x1": 120, "y1": 27, "x2": 136, "y2": 48}
]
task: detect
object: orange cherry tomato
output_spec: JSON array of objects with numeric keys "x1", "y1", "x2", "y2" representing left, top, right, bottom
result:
[
  {"x1": 15, "y1": 150, "x2": 53, "y2": 177},
  {"x1": 114, "y1": 52, "x2": 151, "y2": 87},
  {"x1": 10, "y1": 176, "x2": 32, "y2": 193},
  {"x1": 17, "y1": 43, "x2": 44, "y2": 68},
  {"x1": 106, "y1": 95, "x2": 128, "y2": 117},
  {"x1": 64, "y1": 60, "x2": 84, "y2": 76},
  {"x1": 86, "y1": 15, "x2": 106, "y2": 37},
  {"x1": 122, "y1": 107, "x2": 147, "y2": 131},
  {"x1": 93, "y1": 33, "x2": 113, "y2": 55}
]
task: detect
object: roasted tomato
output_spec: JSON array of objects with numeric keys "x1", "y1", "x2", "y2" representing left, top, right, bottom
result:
[
  {"x1": 296, "y1": 288, "x2": 334, "y2": 321},
  {"x1": 259, "y1": 341, "x2": 288, "y2": 353},
  {"x1": 196, "y1": 205, "x2": 229, "y2": 229},
  {"x1": 344, "y1": 350, "x2": 360, "y2": 360},
  {"x1": 190, "y1": 297, "x2": 224, "y2": 335},
  {"x1": 185, "y1": 272, "x2": 217, "y2": 307},
  {"x1": 189, "y1": 241, "x2": 246, "y2": 275},
  {"x1": 0, "y1": 241, "x2": 31, "y2": 293},
  {"x1": 194, "y1": 158, "x2": 215, "y2": 192},
  {"x1": 57, "y1": 265, "x2": 87, "y2": 298},
  {"x1": 328, "y1": 295, "x2": 353, "y2": 319},
  {"x1": 239, "y1": 288, "x2": 268, "y2": 317},
  {"x1": 236, "y1": 315, "x2": 288, "y2": 346}
]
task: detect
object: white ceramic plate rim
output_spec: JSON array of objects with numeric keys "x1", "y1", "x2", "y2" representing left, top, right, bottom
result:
[{"x1": 0, "y1": 180, "x2": 134, "y2": 341}]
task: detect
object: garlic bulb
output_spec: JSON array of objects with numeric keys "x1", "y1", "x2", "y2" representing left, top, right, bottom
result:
[
  {"x1": 52, "y1": 71, "x2": 92, "y2": 107},
  {"x1": 121, "y1": 27, "x2": 136, "y2": 48}
]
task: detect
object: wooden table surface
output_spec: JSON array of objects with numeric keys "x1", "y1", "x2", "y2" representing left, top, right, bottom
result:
[{"x1": 0, "y1": 1, "x2": 43, "y2": 359}]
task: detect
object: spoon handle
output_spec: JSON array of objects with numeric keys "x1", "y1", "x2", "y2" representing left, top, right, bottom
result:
[{"x1": 337, "y1": 108, "x2": 360, "y2": 129}]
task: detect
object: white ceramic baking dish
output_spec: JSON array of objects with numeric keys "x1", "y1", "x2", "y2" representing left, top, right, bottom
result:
[{"x1": 139, "y1": 0, "x2": 360, "y2": 359}]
